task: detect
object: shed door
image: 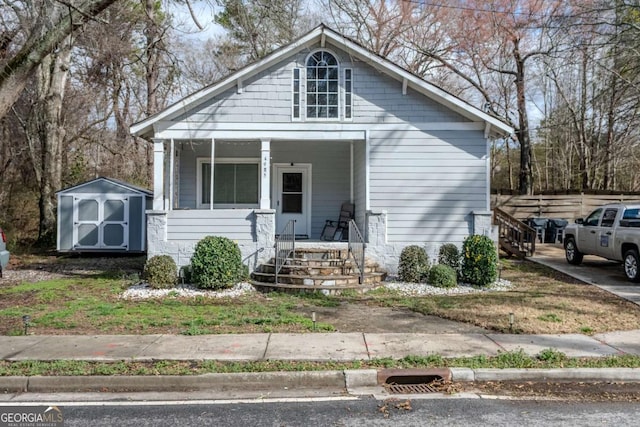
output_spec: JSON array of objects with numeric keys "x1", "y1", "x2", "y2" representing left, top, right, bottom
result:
[{"x1": 73, "y1": 195, "x2": 129, "y2": 250}]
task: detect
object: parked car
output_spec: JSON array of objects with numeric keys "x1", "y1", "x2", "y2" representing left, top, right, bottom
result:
[
  {"x1": 563, "y1": 204, "x2": 640, "y2": 282},
  {"x1": 0, "y1": 227, "x2": 9, "y2": 278}
]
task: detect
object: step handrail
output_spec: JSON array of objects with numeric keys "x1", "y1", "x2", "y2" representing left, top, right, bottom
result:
[
  {"x1": 275, "y1": 220, "x2": 295, "y2": 285},
  {"x1": 494, "y1": 207, "x2": 536, "y2": 257},
  {"x1": 348, "y1": 220, "x2": 366, "y2": 284}
]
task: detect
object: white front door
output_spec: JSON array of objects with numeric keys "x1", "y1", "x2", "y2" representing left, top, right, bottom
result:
[{"x1": 273, "y1": 164, "x2": 311, "y2": 238}]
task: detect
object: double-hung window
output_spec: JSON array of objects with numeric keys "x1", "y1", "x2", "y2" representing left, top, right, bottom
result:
[{"x1": 197, "y1": 158, "x2": 259, "y2": 208}]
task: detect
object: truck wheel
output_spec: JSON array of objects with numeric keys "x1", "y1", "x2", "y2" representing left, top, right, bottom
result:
[
  {"x1": 623, "y1": 250, "x2": 640, "y2": 283},
  {"x1": 565, "y1": 238, "x2": 583, "y2": 265}
]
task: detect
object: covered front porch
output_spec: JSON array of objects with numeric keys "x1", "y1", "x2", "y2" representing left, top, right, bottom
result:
[{"x1": 147, "y1": 131, "x2": 370, "y2": 269}]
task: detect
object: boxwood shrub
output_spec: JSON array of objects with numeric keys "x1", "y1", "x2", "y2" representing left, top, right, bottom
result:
[
  {"x1": 428, "y1": 264, "x2": 457, "y2": 288},
  {"x1": 461, "y1": 234, "x2": 498, "y2": 287},
  {"x1": 191, "y1": 236, "x2": 244, "y2": 290},
  {"x1": 398, "y1": 245, "x2": 430, "y2": 283},
  {"x1": 438, "y1": 243, "x2": 461, "y2": 274},
  {"x1": 143, "y1": 255, "x2": 177, "y2": 289}
]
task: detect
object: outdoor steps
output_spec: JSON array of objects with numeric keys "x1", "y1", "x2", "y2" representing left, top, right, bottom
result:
[
  {"x1": 250, "y1": 248, "x2": 387, "y2": 294},
  {"x1": 499, "y1": 237, "x2": 527, "y2": 259}
]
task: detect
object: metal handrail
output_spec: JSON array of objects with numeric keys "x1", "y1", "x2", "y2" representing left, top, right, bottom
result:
[
  {"x1": 275, "y1": 220, "x2": 295, "y2": 284},
  {"x1": 348, "y1": 220, "x2": 366, "y2": 284}
]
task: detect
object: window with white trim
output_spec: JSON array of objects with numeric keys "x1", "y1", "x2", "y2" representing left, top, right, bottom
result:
[
  {"x1": 197, "y1": 158, "x2": 259, "y2": 208},
  {"x1": 344, "y1": 68, "x2": 353, "y2": 119},
  {"x1": 305, "y1": 50, "x2": 339, "y2": 119},
  {"x1": 292, "y1": 68, "x2": 301, "y2": 119}
]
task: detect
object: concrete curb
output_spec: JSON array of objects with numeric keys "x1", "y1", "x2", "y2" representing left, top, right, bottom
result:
[
  {"x1": 4, "y1": 368, "x2": 640, "y2": 394},
  {"x1": 451, "y1": 368, "x2": 640, "y2": 382},
  {"x1": 3, "y1": 371, "x2": 347, "y2": 394}
]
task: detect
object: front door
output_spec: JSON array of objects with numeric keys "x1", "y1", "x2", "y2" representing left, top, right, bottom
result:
[{"x1": 273, "y1": 164, "x2": 311, "y2": 238}]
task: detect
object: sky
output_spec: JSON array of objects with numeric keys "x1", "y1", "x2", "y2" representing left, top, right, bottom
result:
[{"x1": 169, "y1": 1, "x2": 224, "y2": 40}]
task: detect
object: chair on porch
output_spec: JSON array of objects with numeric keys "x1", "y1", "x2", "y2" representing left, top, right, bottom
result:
[{"x1": 320, "y1": 202, "x2": 355, "y2": 241}]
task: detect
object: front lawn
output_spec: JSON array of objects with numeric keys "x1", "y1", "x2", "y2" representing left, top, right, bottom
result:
[{"x1": 1, "y1": 255, "x2": 639, "y2": 335}]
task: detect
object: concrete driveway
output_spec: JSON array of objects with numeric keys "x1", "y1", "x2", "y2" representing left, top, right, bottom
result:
[{"x1": 531, "y1": 243, "x2": 640, "y2": 305}]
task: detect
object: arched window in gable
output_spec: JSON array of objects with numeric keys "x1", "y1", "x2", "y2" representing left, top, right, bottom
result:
[{"x1": 305, "y1": 50, "x2": 339, "y2": 119}]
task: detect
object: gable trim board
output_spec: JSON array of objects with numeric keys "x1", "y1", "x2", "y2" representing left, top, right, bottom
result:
[
  {"x1": 57, "y1": 177, "x2": 152, "y2": 196},
  {"x1": 130, "y1": 24, "x2": 513, "y2": 140}
]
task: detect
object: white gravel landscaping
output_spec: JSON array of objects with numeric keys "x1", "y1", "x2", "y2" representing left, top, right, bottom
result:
[
  {"x1": 382, "y1": 278, "x2": 514, "y2": 296},
  {"x1": 120, "y1": 282, "x2": 256, "y2": 300},
  {"x1": 119, "y1": 278, "x2": 514, "y2": 299}
]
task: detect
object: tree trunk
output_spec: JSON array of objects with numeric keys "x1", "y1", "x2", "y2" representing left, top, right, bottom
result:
[
  {"x1": 27, "y1": 36, "x2": 72, "y2": 245},
  {"x1": 513, "y1": 40, "x2": 532, "y2": 195},
  {"x1": 145, "y1": 0, "x2": 162, "y2": 183}
]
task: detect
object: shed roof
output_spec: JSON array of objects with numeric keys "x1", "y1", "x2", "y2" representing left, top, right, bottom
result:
[{"x1": 56, "y1": 177, "x2": 152, "y2": 196}]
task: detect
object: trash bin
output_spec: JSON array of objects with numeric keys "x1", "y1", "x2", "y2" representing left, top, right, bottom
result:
[
  {"x1": 526, "y1": 218, "x2": 548, "y2": 243},
  {"x1": 547, "y1": 219, "x2": 568, "y2": 244}
]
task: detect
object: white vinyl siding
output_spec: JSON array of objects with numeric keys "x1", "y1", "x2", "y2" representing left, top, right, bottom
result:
[
  {"x1": 167, "y1": 44, "x2": 468, "y2": 131},
  {"x1": 167, "y1": 209, "x2": 255, "y2": 242},
  {"x1": 368, "y1": 129, "x2": 487, "y2": 243}
]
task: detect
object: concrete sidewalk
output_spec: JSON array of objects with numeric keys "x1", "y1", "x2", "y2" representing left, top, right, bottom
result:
[
  {"x1": 2, "y1": 331, "x2": 640, "y2": 362},
  {"x1": 3, "y1": 331, "x2": 640, "y2": 397}
]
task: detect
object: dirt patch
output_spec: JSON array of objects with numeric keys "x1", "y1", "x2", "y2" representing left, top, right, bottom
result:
[{"x1": 296, "y1": 303, "x2": 490, "y2": 333}]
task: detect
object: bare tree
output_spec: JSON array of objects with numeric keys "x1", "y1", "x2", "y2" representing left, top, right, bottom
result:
[
  {"x1": 0, "y1": 0, "x2": 118, "y2": 121},
  {"x1": 215, "y1": 0, "x2": 316, "y2": 62}
]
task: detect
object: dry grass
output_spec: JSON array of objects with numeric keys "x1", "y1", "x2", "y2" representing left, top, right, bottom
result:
[
  {"x1": 2, "y1": 254, "x2": 640, "y2": 335},
  {"x1": 402, "y1": 259, "x2": 640, "y2": 334}
]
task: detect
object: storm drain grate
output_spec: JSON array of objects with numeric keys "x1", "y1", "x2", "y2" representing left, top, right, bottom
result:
[{"x1": 384, "y1": 383, "x2": 440, "y2": 394}]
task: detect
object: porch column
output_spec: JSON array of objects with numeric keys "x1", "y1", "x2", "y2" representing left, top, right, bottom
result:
[
  {"x1": 210, "y1": 137, "x2": 215, "y2": 210},
  {"x1": 260, "y1": 138, "x2": 271, "y2": 209},
  {"x1": 152, "y1": 138, "x2": 165, "y2": 210},
  {"x1": 168, "y1": 138, "x2": 175, "y2": 210}
]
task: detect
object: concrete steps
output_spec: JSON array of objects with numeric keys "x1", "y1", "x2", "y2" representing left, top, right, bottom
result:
[{"x1": 251, "y1": 248, "x2": 387, "y2": 294}]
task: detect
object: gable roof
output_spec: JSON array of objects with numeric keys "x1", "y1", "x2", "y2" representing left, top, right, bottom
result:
[
  {"x1": 57, "y1": 177, "x2": 152, "y2": 196},
  {"x1": 130, "y1": 24, "x2": 513, "y2": 139}
]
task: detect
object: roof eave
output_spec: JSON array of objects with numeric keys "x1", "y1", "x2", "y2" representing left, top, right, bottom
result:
[{"x1": 130, "y1": 25, "x2": 328, "y2": 138}]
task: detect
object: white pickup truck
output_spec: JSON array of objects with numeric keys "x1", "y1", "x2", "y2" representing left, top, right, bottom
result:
[{"x1": 563, "y1": 203, "x2": 640, "y2": 282}]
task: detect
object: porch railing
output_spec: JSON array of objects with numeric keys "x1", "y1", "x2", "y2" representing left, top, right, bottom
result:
[
  {"x1": 494, "y1": 207, "x2": 536, "y2": 258},
  {"x1": 275, "y1": 220, "x2": 295, "y2": 285},
  {"x1": 348, "y1": 220, "x2": 366, "y2": 284}
]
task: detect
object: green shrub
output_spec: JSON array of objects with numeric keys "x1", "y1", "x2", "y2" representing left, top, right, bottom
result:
[
  {"x1": 398, "y1": 245, "x2": 430, "y2": 283},
  {"x1": 438, "y1": 243, "x2": 461, "y2": 273},
  {"x1": 428, "y1": 264, "x2": 457, "y2": 288},
  {"x1": 143, "y1": 255, "x2": 177, "y2": 289},
  {"x1": 461, "y1": 234, "x2": 498, "y2": 287},
  {"x1": 191, "y1": 236, "x2": 244, "y2": 290}
]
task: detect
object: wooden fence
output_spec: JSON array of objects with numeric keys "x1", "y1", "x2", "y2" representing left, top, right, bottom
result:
[{"x1": 491, "y1": 193, "x2": 640, "y2": 221}]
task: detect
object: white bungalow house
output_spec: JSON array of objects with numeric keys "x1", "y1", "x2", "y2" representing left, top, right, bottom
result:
[{"x1": 130, "y1": 24, "x2": 512, "y2": 274}]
